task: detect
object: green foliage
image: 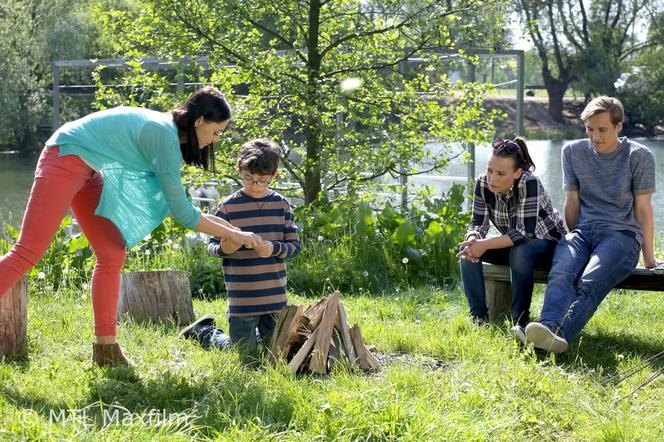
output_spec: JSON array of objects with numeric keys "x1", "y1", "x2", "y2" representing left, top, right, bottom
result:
[
  {"x1": 0, "y1": 0, "x2": 111, "y2": 148},
  {"x1": 289, "y1": 184, "x2": 470, "y2": 295},
  {"x1": 94, "y1": 0, "x2": 502, "y2": 205},
  {"x1": 618, "y1": 46, "x2": 664, "y2": 128}
]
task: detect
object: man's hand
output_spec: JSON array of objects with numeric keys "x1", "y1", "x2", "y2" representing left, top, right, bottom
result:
[{"x1": 255, "y1": 240, "x2": 274, "y2": 258}]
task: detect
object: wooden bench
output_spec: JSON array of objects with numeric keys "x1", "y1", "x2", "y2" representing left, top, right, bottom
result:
[{"x1": 483, "y1": 263, "x2": 664, "y2": 321}]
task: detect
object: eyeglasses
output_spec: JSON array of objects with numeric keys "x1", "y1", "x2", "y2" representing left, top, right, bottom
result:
[{"x1": 241, "y1": 174, "x2": 273, "y2": 187}]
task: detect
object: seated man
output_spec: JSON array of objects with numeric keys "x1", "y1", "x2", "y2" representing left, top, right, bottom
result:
[{"x1": 524, "y1": 96, "x2": 658, "y2": 353}]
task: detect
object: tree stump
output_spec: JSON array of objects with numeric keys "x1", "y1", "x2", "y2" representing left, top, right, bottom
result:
[
  {"x1": 117, "y1": 270, "x2": 195, "y2": 326},
  {"x1": 0, "y1": 276, "x2": 28, "y2": 357}
]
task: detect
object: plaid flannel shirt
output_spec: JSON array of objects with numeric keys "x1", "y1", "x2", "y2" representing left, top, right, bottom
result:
[{"x1": 465, "y1": 171, "x2": 566, "y2": 245}]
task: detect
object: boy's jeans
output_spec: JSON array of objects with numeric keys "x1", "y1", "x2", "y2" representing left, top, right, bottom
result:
[
  {"x1": 540, "y1": 226, "x2": 640, "y2": 342},
  {"x1": 200, "y1": 313, "x2": 279, "y2": 353},
  {"x1": 460, "y1": 239, "x2": 558, "y2": 326}
]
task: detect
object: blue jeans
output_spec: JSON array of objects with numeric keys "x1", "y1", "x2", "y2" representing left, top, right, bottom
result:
[
  {"x1": 460, "y1": 239, "x2": 558, "y2": 326},
  {"x1": 200, "y1": 313, "x2": 279, "y2": 353},
  {"x1": 540, "y1": 226, "x2": 640, "y2": 342}
]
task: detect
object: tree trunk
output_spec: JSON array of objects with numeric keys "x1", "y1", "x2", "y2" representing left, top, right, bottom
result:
[
  {"x1": 304, "y1": 0, "x2": 323, "y2": 206},
  {"x1": 117, "y1": 270, "x2": 195, "y2": 326},
  {"x1": 0, "y1": 276, "x2": 28, "y2": 357}
]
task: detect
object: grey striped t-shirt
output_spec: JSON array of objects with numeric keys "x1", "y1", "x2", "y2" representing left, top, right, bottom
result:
[{"x1": 561, "y1": 137, "x2": 656, "y2": 244}]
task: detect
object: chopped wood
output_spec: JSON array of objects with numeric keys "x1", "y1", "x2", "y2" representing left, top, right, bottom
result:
[
  {"x1": 302, "y1": 297, "x2": 328, "y2": 331},
  {"x1": 270, "y1": 304, "x2": 304, "y2": 360},
  {"x1": 288, "y1": 327, "x2": 319, "y2": 375},
  {"x1": 309, "y1": 291, "x2": 340, "y2": 374},
  {"x1": 349, "y1": 324, "x2": 381, "y2": 371},
  {"x1": 335, "y1": 303, "x2": 356, "y2": 369},
  {"x1": 272, "y1": 291, "x2": 379, "y2": 375}
]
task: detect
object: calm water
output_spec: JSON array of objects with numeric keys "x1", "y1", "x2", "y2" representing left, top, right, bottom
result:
[{"x1": 1, "y1": 139, "x2": 664, "y2": 233}]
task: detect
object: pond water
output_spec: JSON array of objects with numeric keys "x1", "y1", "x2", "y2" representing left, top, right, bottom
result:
[{"x1": 1, "y1": 139, "x2": 663, "y2": 234}]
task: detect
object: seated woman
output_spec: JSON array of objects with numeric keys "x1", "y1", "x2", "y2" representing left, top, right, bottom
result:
[{"x1": 458, "y1": 137, "x2": 566, "y2": 339}]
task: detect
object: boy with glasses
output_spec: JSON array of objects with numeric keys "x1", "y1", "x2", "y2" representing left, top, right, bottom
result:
[{"x1": 179, "y1": 138, "x2": 300, "y2": 356}]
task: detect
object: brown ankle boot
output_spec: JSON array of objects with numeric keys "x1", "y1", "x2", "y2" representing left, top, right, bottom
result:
[{"x1": 92, "y1": 343, "x2": 133, "y2": 367}]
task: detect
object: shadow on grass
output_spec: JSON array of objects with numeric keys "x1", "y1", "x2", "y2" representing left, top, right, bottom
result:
[
  {"x1": 540, "y1": 330, "x2": 664, "y2": 377},
  {"x1": 85, "y1": 363, "x2": 296, "y2": 437},
  {"x1": 1, "y1": 360, "x2": 296, "y2": 437}
]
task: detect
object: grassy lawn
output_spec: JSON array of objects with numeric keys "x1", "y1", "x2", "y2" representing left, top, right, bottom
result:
[{"x1": 1, "y1": 283, "x2": 662, "y2": 441}]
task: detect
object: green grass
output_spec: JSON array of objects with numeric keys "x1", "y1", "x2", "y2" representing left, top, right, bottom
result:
[{"x1": 1, "y1": 283, "x2": 663, "y2": 440}]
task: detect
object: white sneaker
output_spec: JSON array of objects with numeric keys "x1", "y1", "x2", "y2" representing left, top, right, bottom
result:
[
  {"x1": 525, "y1": 322, "x2": 568, "y2": 354},
  {"x1": 510, "y1": 325, "x2": 527, "y2": 345}
]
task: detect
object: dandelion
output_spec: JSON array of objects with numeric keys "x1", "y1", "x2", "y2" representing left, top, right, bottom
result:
[
  {"x1": 38, "y1": 272, "x2": 45, "y2": 280},
  {"x1": 402, "y1": 257, "x2": 409, "y2": 264},
  {"x1": 362, "y1": 271, "x2": 369, "y2": 277},
  {"x1": 317, "y1": 235, "x2": 324, "y2": 241}
]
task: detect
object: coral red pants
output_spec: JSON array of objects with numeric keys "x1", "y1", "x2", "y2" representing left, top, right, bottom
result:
[{"x1": 0, "y1": 146, "x2": 126, "y2": 336}]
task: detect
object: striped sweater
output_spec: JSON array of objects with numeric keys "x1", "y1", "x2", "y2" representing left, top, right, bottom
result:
[{"x1": 208, "y1": 189, "x2": 300, "y2": 316}]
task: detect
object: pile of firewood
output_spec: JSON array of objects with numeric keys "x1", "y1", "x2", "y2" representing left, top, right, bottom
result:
[{"x1": 270, "y1": 291, "x2": 381, "y2": 375}]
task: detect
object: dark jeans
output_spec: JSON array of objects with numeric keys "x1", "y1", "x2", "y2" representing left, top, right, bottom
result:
[
  {"x1": 199, "y1": 313, "x2": 279, "y2": 353},
  {"x1": 540, "y1": 227, "x2": 640, "y2": 342},
  {"x1": 460, "y1": 239, "x2": 558, "y2": 326}
]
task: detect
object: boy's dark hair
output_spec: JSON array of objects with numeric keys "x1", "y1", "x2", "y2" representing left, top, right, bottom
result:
[
  {"x1": 172, "y1": 86, "x2": 231, "y2": 170},
  {"x1": 237, "y1": 138, "x2": 281, "y2": 175}
]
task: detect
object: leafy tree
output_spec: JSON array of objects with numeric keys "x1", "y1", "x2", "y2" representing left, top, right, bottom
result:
[
  {"x1": 516, "y1": 0, "x2": 663, "y2": 122},
  {"x1": 0, "y1": 0, "x2": 110, "y2": 148},
  {"x1": 96, "y1": 0, "x2": 503, "y2": 205}
]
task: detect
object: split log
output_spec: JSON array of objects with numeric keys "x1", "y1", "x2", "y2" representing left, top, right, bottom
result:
[
  {"x1": 289, "y1": 327, "x2": 319, "y2": 375},
  {"x1": 117, "y1": 270, "x2": 194, "y2": 326},
  {"x1": 335, "y1": 303, "x2": 356, "y2": 369},
  {"x1": 349, "y1": 324, "x2": 381, "y2": 371},
  {"x1": 270, "y1": 304, "x2": 304, "y2": 360},
  {"x1": 0, "y1": 276, "x2": 28, "y2": 357},
  {"x1": 308, "y1": 291, "x2": 340, "y2": 374},
  {"x1": 302, "y1": 297, "x2": 328, "y2": 332}
]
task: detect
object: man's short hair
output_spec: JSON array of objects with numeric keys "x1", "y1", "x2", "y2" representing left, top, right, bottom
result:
[
  {"x1": 580, "y1": 96, "x2": 624, "y2": 126},
  {"x1": 237, "y1": 138, "x2": 281, "y2": 175}
]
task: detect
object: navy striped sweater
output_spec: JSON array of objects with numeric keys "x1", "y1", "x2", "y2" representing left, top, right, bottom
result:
[{"x1": 208, "y1": 189, "x2": 300, "y2": 316}]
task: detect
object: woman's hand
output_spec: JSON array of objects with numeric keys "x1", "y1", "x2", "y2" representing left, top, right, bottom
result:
[
  {"x1": 457, "y1": 237, "x2": 487, "y2": 262},
  {"x1": 233, "y1": 230, "x2": 262, "y2": 249}
]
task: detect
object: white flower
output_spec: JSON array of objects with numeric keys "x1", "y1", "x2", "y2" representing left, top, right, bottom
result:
[
  {"x1": 362, "y1": 271, "x2": 369, "y2": 277},
  {"x1": 62, "y1": 268, "x2": 69, "y2": 274},
  {"x1": 37, "y1": 272, "x2": 45, "y2": 280},
  {"x1": 359, "y1": 288, "x2": 364, "y2": 292},
  {"x1": 402, "y1": 257, "x2": 409, "y2": 264},
  {"x1": 173, "y1": 243, "x2": 180, "y2": 250},
  {"x1": 317, "y1": 235, "x2": 324, "y2": 241},
  {"x1": 143, "y1": 234, "x2": 152, "y2": 241},
  {"x1": 145, "y1": 249, "x2": 151, "y2": 256},
  {"x1": 82, "y1": 283, "x2": 89, "y2": 290}
]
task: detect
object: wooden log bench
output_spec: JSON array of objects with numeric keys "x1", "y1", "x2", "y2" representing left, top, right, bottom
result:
[
  {"x1": 0, "y1": 276, "x2": 28, "y2": 358},
  {"x1": 483, "y1": 263, "x2": 664, "y2": 321},
  {"x1": 117, "y1": 270, "x2": 195, "y2": 326}
]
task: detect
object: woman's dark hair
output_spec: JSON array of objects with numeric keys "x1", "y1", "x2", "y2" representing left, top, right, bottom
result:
[
  {"x1": 491, "y1": 136, "x2": 535, "y2": 172},
  {"x1": 172, "y1": 86, "x2": 231, "y2": 170}
]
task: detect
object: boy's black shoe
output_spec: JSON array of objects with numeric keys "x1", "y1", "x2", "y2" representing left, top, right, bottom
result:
[{"x1": 179, "y1": 315, "x2": 216, "y2": 340}]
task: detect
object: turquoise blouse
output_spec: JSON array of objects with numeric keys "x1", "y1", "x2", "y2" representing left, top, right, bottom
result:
[{"x1": 46, "y1": 106, "x2": 201, "y2": 248}]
